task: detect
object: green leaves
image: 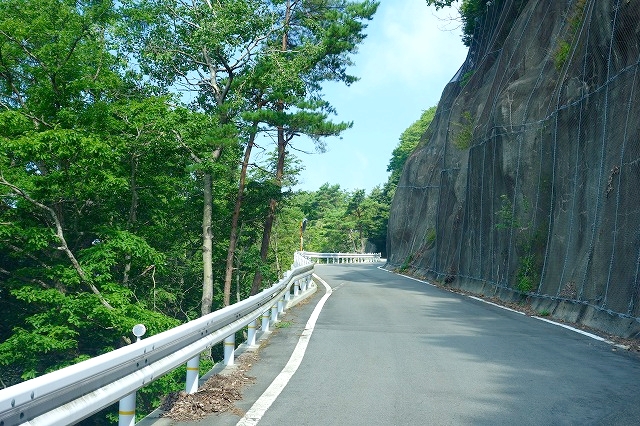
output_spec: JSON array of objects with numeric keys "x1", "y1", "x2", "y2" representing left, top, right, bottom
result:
[
  {"x1": 387, "y1": 106, "x2": 437, "y2": 190},
  {"x1": 0, "y1": 0, "x2": 121, "y2": 119},
  {"x1": 0, "y1": 1, "x2": 379, "y2": 415}
]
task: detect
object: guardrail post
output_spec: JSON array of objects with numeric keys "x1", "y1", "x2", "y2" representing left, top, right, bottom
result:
[
  {"x1": 294, "y1": 279, "x2": 300, "y2": 296},
  {"x1": 118, "y1": 392, "x2": 136, "y2": 426},
  {"x1": 224, "y1": 334, "x2": 235, "y2": 366},
  {"x1": 247, "y1": 319, "x2": 257, "y2": 346},
  {"x1": 119, "y1": 324, "x2": 145, "y2": 426},
  {"x1": 261, "y1": 309, "x2": 270, "y2": 332},
  {"x1": 186, "y1": 354, "x2": 200, "y2": 394},
  {"x1": 271, "y1": 304, "x2": 278, "y2": 324},
  {"x1": 278, "y1": 295, "x2": 285, "y2": 314}
]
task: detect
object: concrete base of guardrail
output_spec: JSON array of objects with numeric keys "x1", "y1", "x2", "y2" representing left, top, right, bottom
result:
[{"x1": 137, "y1": 279, "x2": 317, "y2": 426}]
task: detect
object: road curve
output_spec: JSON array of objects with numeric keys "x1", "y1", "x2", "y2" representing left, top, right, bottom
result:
[{"x1": 242, "y1": 263, "x2": 640, "y2": 425}]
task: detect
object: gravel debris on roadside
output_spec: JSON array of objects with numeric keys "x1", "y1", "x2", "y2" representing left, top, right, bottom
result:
[{"x1": 159, "y1": 351, "x2": 259, "y2": 421}]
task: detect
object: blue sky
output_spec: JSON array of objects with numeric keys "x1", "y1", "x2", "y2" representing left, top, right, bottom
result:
[{"x1": 283, "y1": 0, "x2": 469, "y2": 193}]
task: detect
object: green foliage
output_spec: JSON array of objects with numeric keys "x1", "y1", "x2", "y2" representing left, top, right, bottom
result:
[
  {"x1": 460, "y1": 70, "x2": 475, "y2": 88},
  {"x1": 425, "y1": 228, "x2": 437, "y2": 249},
  {"x1": 426, "y1": 0, "x2": 495, "y2": 46},
  {"x1": 554, "y1": 41, "x2": 571, "y2": 70},
  {"x1": 284, "y1": 183, "x2": 388, "y2": 255},
  {"x1": 387, "y1": 106, "x2": 437, "y2": 189},
  {"x1": 516, "y1": 254, "x2": 536, "y2": 292},
  {"x1": 399, "y1": 254, "x2": 414, "y2": 272},
  {"x1": 425, "y1": 0, "x2": 458, "y2": 9},
  {"x1": 453, "y1": 111, "x2": 474, "y2": 149},
  {"x1": 495, "y1": 194, "x2": 518, "y2": 230},
  {"x1": 554, "y1": 0, "x2": 587, "y2": 70}
]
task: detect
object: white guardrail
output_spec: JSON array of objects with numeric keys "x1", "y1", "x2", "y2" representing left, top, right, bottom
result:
[
  {"x1": 0, "y1": 252, "x2": 381, "y2": 426},
  {"x1": 0, "y1": 253, "x2": 318, "y2": 426},
  {"x1": 299, "y1": 251, "x2": 382, "y2": 264}
]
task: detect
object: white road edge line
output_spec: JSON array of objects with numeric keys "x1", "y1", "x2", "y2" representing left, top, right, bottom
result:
[
  {"x1": 236, "y1": 273, "x2": 333, "y2": 426},
  {"x1": 532, "y1": 316, "x2": 617, "y2": 345},
  {"x1": 467, "y1": 296, "x2": 526, "y2": 315},
  {"x1": 382, "y1": 266, "x2": 629, "y2": 350}
]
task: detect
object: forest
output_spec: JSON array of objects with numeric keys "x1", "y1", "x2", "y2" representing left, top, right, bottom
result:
[{"x1": 0, "y1": 0, "x2": 436, "y2": 417}]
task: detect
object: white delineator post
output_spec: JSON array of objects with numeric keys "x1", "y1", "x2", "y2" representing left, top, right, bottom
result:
[
  {"x1": 247, "y1": 319, "x2": 258, "y2": 346},
  {"x1": 118, "y1": 393, "x2": 136, "y2": 426},
  {"x1": 185, "y1": 354, "x2": 200, "y2": 394},
  {"x1": 118, "y1": 324, "x2": 146, "y2": 426},
  {"x1": 224, "y1": 334, "x2": 235, "y2": 366},
  {"x1": 277, "y1": 295, "x2": 285, "y2": 314},
  {"x1": 261, "y1": 309, "x2": 270, "y2": 333}
]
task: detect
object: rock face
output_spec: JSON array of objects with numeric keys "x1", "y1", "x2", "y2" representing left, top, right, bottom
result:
[{"x1": 387, "y1": 0, "x2": 640, "y2": 337}]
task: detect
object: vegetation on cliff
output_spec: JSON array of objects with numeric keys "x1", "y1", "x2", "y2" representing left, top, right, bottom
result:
[{"x1": 390, "y1": 0, "x2": 640, "y2": 337}]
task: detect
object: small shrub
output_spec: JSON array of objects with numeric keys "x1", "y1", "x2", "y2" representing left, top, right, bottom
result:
[
  {"x1": 554, "y1": 0, "x2": 587, "y2": 70},
  {"x1": 399, "y1": 254, "x2": 413, "y2": 272},
  {"x1": 554, "y1": 41, "x2": 571, "y2": 70},
  {"x1": 425, "y1": 228, "x2": 436, "y2": 249},
  {"x1": 495, "y1": 194, "x2": 518, "y2": 230},
  {"x1": 460, "y1": 70, "x2": 475, "y2": 88},
  {"x1": 516, "y1": 254, "x2": 536, "y2": 292},
  {"x1": 453, "y1": 111, "x2": 474, "y2": 149},
  {"x1": 275, "y1": 321, "x2": 292, "y2": 329}
]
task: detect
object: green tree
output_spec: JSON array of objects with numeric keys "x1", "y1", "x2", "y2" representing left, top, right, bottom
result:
[
  {"x1": 387, "y1": 106, "x2": 437, "y2": 192},
  {"x1": 362, "y1": 185, "x2": 391, "y2": 255},
  {"x1": 426, "y1": 0, "x2": 491, "y2": 46},
  {"x1": 0, "y1": 0, "x2": 195, "y2": 388},
  {"x1": 242, "y1": 0, "x2": 379, "y2": 294},
  {"x1": 121, "y1": 0, "x2": 274, "y2": 312}
]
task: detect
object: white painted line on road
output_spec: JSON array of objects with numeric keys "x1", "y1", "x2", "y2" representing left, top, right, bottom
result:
[
  {"x1": 467, "y1": 296, "x2": 526, "y2": 315},
  {"x1": 396, "y1": 272, "x2": 438, "y2": 287},
  {"x1": 532, "y1": 316, "x2": 618, "y2": 345},
  {"x1": 383, "y1": 268, "x2": 631, "y2": 350},
  {"x1": 236, "y1": 274, "x2": 333, "y2": 426}
]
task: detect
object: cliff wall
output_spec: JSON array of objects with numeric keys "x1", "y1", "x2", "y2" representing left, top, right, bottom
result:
[{"x1": 387, "y1": 0, "x2": 640, "y2": 337}]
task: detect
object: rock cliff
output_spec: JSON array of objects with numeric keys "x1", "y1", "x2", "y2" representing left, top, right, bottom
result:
[{"x1": 387, "y1": 0, "x2": 640, "y2": 337}]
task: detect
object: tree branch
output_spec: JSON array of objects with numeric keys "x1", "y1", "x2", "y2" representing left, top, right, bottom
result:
[
  {"x1": 0, "y1": 174, "x2": 114, "y2": 310},
  {"x1": 173, "y1": 130, "x2": 202, "y2": 163}
]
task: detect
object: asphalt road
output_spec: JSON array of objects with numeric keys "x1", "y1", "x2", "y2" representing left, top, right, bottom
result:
[{"x1": 187, "y1": 264, "x2": 640, "y2": 425}]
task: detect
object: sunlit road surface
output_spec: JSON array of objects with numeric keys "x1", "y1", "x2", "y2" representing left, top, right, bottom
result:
[{"x1": 249, "y1": 263, "x2": 640, "y2": 426}]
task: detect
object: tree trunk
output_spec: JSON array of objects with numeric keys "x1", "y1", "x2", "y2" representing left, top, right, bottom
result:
[
  {"x1": 251, "y1": 198, "x2": 277, "y2": 295},
  {"x1": 250, "y1": 128, "x2": 286, "y2": 295},
  {"x1": 223, "y1": 124, "x2": 258, "y2": 306},
  {"x1": 201, "y1": 172, "x2": 214, "y2": 316},
  {"x1": 250, "y1": 4, "x2": 291, "y2": 295},
  {"x1": 200, "y1": 145, "x2": 223, "y2": 316}
]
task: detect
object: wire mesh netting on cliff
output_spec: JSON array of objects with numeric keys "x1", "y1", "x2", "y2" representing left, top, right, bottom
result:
[{"x1": 388, "y1": 0, "x2": 640, "y2": 335}]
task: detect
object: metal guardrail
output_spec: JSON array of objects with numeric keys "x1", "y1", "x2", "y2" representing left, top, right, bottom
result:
[
  {"x1": 0, "y1": 258, "x2": 315, "y2": 426},
  {"x1": 0, "y1": 251, "x2": 376, "y2": 425},
  {"x1": 299, "y1": 251, "x2": 383, "y2": 263}
]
